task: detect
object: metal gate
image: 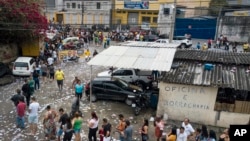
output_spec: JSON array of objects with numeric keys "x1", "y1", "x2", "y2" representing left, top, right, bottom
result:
[
  {"x1": 175, "y1": 17, "x2": 217, "y2": 39},
  {"x1": 128, "y1": 12, "x2": 138, "y2": 26}
]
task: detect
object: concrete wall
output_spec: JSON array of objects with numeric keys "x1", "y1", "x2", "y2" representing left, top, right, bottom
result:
[
  {"x1": 0, "y1": 44, "x2": 18, "y2": 63},
  {"x1": 157, "y1": 82, "x2": 250, "y2": 128},
  {"x1": 219, "y1": 16, "x2": 250, "y2": 42}
]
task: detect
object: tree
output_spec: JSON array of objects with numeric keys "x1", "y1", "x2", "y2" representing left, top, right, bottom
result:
[
  {"x1": 209, "y1": 0, "x2": 228, "y2": 16},
  {"x1": 0, "y1": 0, "x2": 48, "y2": 43}
]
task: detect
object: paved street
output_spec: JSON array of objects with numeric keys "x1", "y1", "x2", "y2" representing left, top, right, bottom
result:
[{"x1": 0, "y1": 40, "x2": 235, "y2": 141}]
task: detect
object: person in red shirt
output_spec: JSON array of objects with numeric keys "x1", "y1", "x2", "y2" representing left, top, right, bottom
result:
[{"x1": 16, "y1": 97, "x2": 26, "y2": 129}]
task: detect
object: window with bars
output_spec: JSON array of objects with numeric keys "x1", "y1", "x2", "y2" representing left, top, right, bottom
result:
[
  {"x1": 72, "y1": 3, "x2": 76, "y2": 9},
  {"x1": 66, "y1": 3, "x2": 70, "y2": 9},
  {"x1": 97, "y1": 2, "x2": 101, "y2": 9}
]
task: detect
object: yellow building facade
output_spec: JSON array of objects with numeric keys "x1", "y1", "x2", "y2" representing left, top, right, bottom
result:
[{"x1": 112, "y1": 0, "x2": 211, "y2": 28}]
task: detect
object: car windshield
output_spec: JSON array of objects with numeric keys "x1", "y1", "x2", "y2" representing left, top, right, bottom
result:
[
  {"x1": 15, "y1": 62, "x2": 28, "y2": 67},
  {"x1": 115, "y1": 79, "x2": 129, "y2": 88}
]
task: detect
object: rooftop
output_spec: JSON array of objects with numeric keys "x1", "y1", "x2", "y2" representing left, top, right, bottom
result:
[
  {"x1": 174, "y1": 50, "x2": 250, "y2": 65},
  {"x1": 161, "y1": 50, "x2": 250, "y2": 91}
]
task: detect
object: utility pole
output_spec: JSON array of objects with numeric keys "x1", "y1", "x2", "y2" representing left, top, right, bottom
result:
[
  {"x1": 169, "y1": 0, "x2": 177, "y2": 43},
  {"x1": 215, "y1": 7, "x2": 222, "y2": 40},
  {"x1": 81, "y1": 1, "x2": 84, "y2": 25}
]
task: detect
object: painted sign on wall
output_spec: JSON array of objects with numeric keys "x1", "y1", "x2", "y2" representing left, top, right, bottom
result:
[
  {"x1": 124, "y1": 1, "x2": 149, "y2": 9},
  {"x1": 157, "y1": 83, "x2": 218, "y2": 123}
]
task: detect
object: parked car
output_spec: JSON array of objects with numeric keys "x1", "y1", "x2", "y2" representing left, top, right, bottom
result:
[
  {"x1": 85, "y1": 77, "x2": 146, "y2": 105},
  {"x1": 155, "y1": 39, "x2": 169, "y2": 44},
  {"x1": 97, "y1": 68, "x2": 152, "y2": 89},
  {"x1": 12, "y1": 57, "x2": 35, "y2": 76},
  {"x1": 143, "y1": 35, "x2": 159, "y2": 42},
  {"x1": 173, "y1": 36, "x2": 192, "y2": 48},
  {"x1": 62, "y1": 37, "x2": 80, "y2": 46},
  {"x1": 158, "y1": 34, "x2": 168, "y2": 39}
]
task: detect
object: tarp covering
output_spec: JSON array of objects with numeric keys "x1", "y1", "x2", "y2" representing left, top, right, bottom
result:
[{"x1": 88, "y1": 45, "x2": 178, "y2": 71}]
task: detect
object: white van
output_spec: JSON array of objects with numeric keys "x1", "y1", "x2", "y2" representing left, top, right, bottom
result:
[{"x1": 12, "y1": 57, "x2": 35, "y2": 76}]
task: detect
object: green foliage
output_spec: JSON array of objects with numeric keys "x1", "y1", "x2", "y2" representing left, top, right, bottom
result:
[{"x1": 209, "y1": 0, "x2": 228, "y2": 16}]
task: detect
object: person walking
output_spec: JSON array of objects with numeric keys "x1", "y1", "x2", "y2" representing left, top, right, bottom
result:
[
  {"x1": 75, "y1": 80, "x2": 84, "y2": 101},
  {"x1": 88, "y1": 111, "x2": 99, "y2": 141},
  {"x1": 33, "y1": 70, "x2": 40, "y2": 90},
  {"x1": 16, "y1": 97, "x2": 26, "y2": 129},
  {"x1": 154, "y1": 116, "x2": 164, "y2": 141},
  {"x1": 72, "y1": 112, "x2": 83, "y2": 141},
  {"x1": 196, "y1": 42, "x2": 201, "y2": 50},
  {"x1": 40, "y1": 62, "x2": 48, "y2": 83},
  {"x1": 28, "y1": 76, "x2": 35, "y2": 95},
  {"x1": 28, "y1": 97, "x2": 40, "y2": 135},
  {"x1": 122, "y1": 120, "x2": 133, "y2": 141},
  {"x1": 243, "y1": 42, "x2": 249, "y2": 52},
  {"x1": 140, "y1": 118, "x2": 149, "y2": 141},
  {"x1": 102, "y1": 118, "x2": 112, "y2": 141},
  {"x1": 22, "y1": 79, "x2": 31, "y2": 106},
  {"x1": 57, "y1": 108, "x2": 69, "y2": 141},
  {"x1": 84, "y1": 49, "x2": 91, "y2": 62},
  {"x1": 63, "y1": 117, "x2": 74, "y2": 141},
  {"x1": 116, "y1": 114, "x2": 126, "y2": 141},
  {"x1": 55, "y1": 67, "x2": 64, "y2": 91},
  {"x1": 49, "y1": 64, "x2": 55, "y2": 81},
  {"x1": 11, "y1": 89, "x2": 24, "y2": 107}
]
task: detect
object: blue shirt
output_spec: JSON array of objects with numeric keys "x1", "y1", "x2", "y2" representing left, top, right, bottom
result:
[{"x1": 75, "y1": 84, "x2": 84, "y2": 93}]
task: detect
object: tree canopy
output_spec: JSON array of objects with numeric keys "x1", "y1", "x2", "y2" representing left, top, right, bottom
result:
[
  {"x1": 0, "y1": 0, "x2": 48, "y2": 43},
  {"x1": 209, "y1": 0, "x2": 228, "y2": 16}
]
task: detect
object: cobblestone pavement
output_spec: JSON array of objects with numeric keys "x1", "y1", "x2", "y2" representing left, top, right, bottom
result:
[{"x1": 0, "y1": 40, "x2": 228, "y2": 141}]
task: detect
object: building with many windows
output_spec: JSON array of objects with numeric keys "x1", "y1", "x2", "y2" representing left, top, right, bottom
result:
[{"x1": 44, "y1": 0, "x2": 112, "y2": 28}]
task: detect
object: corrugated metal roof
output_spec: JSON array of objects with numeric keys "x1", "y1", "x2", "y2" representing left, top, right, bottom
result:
[
  {"x1": 119, "y1": 41, "x2": 180, "y2": 48},
  {"x1": 174, "y1": 50, "x2": 250, "y2": 65},
  {"x1": 162, "y1": 60, "x2": 250, "y2": 91},
  {"x1": 88, "y1": 45, "x2": 178, "y2": 71}
]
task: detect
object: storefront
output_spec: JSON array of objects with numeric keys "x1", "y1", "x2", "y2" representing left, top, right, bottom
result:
[{"x1": 112, "y1": 0, "x2": 161, "y2": 28}]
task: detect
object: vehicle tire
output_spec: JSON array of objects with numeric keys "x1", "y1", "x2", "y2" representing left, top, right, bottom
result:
[
  {"x1": 90, "y1": 94, "x2": 97, "y2": 102},
  {"x1": 181, "y1": 43, "x2": 186, "y2": 48},
  {"x1": 125, "y1": 98, "x2": 132, "y2": 106},
  {"x1": 134, "y1": 107, "x2": 140, "y2": 116}
]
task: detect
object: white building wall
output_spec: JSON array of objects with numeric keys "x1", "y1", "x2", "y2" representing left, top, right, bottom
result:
[
  {"x1": 157, "y1": 4, "x2": 174, "y2": 36},
  {"x1": 157, "y1": 83, "x2": 250, "y2": 127}
]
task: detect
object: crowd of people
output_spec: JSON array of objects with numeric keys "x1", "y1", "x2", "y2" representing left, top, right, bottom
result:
[
  {"x1": 196, "y1": 34, "x2": 250, "y2": 52},
  {"x1": 10, "y1": 90, "x2": 232, "y2": 141}
]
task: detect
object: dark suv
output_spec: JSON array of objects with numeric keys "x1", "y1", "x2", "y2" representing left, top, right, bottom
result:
[{"x1": 85, "y1": 77, "x2": 144, "y2": 105}]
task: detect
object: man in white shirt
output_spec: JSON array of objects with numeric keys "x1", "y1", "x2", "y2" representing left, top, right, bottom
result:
[
  {"x1": 177, "y1": 127, "x2": 187, "y2": 141},
  {"x1": 181, "y1": 118, "x2": 195, "y2": 139},
  {"x1": 47, "y1": 55, "x2": 54, "y2": 66},
  {"x1": 28, "y1": 97, "x2": 40, "y2": 135}
]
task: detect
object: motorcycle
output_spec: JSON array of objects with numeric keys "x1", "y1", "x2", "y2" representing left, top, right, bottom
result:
[
  {"x1": 129, "y1": 93, "x2": 150, "y2": 116},
  {"x1": 63, "y1": 56, "x2": 79, "y2": 63}
]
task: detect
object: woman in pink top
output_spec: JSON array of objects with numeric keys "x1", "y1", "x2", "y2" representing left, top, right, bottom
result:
[{"x1": 154, "y1": 116, "x2": 164, "y2": 141}]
